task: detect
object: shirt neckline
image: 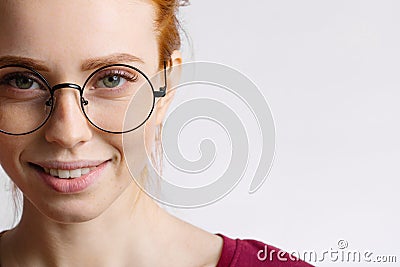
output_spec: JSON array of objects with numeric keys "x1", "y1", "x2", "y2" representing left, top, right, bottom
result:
[{"x1": 215, "y1": 233, "x2": 241, "y2": 267}]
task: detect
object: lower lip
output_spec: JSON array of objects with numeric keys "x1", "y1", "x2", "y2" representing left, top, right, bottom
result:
[{"x1": 35, "y1": 161, "x2": 109, "y2": 193}]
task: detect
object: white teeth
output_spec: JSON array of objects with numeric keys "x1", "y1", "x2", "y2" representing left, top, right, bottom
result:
[
  {"x1": 81, "y1": 168, "x2": 90, "y2": 175},
  {"x1": 50, "y1": 169, "x2": 58, "y2": 176},
  {"x1": 58, "y1": 170, "x2": 70, "y2": 179},
  {"x1": 44, "y1": 167, "x2": 96, "y2": 179},
  {"x1": 69, "y1": 169, "x2": 82, "y2": 178}
]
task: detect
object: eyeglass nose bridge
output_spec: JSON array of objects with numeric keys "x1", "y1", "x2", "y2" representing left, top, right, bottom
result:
[{"x1": 45, "y1": 83, "x2": 88, "y2": 106}]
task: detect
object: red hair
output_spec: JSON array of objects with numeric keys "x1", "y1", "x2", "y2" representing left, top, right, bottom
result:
[{"x1": 152, "y1": 0, "x2": 189, "y2": 68}]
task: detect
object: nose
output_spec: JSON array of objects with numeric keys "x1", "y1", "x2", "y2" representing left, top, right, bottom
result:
[{"x1": 44, "y1": 85, "x2": 92, "y2": 148}]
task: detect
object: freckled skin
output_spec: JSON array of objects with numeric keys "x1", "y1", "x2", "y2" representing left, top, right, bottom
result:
[
  {"x1": 0, "y1": 1, "x2": 223, "y2": 266},
  {"x1": 0, "y1": 0, "x2": 158, "y2": 223}
]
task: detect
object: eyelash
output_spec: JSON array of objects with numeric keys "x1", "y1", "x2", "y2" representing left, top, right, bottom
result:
[
  {"x1": 0, "y1": 72, "x2": 47, "y2": 90},
  {"x1": 0, "y1": 69, "x2": 140, "y2": 92},
  {"x1": 95, "y1": 69, "x2": 139, "y2": 85}
]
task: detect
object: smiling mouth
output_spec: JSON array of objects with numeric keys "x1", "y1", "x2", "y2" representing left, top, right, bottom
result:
[
  {"x1": 45, "y1": 167, "x2": 98, "y2": 179},
  {"x1": 30, "y1": 162, "x2": 108, "y2": 179}
]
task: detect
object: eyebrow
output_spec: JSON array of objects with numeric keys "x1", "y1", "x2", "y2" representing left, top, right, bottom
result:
[
  {"x1": 0, "y1": 56, "x2": 50, "y2": 71},
  {"x1": 0, "y1": 53, "x2": 145, "y2": 72},
  {"x1": 81, "y1": 53, "x2": 145, "y2": 71}
]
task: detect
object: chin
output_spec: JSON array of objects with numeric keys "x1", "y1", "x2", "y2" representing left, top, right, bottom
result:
[
  {"x1": 19, "y1": 167, "x2": 137, "y2": 224},
  {"x1": 25, "y1": 193, "x2": 117, "y2": 224}
]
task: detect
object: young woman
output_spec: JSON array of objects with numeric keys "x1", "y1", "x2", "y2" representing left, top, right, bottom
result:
[{"x1": 0, "y1": 0, "x2": 313, "y2": 266}]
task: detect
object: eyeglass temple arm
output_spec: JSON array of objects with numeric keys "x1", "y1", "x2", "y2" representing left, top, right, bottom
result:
[{"x1": 154, "y1": 61, "x2": 167, "y2": 98}]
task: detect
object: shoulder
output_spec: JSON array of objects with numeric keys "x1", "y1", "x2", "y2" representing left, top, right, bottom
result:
[{"x1": 215, "y1": 233, "x2": 315, "y2": 267}]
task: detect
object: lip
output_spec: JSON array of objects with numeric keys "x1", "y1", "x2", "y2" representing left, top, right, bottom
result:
[
  {"x1": 33, "y1": 160, "x2": 107, "y2": 170},
  {"x1": 31, "y1": 160, "x2": 110, "y2": 193}
]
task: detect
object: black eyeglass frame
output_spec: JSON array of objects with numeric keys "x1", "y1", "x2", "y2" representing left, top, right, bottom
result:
[{"x1": 0, "y1": 61, "x2": 168, "y2": 136}]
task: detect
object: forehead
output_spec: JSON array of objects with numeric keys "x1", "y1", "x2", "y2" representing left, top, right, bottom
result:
[{"x1": 0, "y1": 0, "x2": 157, "y2": 70}]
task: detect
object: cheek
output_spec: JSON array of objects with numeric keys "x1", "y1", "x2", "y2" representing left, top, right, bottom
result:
[
  {"x1": 119, "y1": 115, "x2": 156, "y2": 180},
  {"x1": 0, "y1": 136, "x2": 25, "y2": 170},
  {"x1": 145, "y1": 114, "x2": 157, "y2": 153},
  {"x1": 0, "y1": 136, "x2": 34, "y2": 190}
]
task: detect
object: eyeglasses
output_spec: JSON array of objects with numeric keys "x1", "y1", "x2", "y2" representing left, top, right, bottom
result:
[{"x1": 0, "y1": 61, "x2": 167, "y2": 135}]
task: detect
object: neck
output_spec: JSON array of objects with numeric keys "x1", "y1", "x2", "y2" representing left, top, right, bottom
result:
[{"x1": 5, "y1": 183, "x2": 170, "y2": 267}]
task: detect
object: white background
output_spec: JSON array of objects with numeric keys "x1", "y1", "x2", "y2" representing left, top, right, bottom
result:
[{"x1": 1, "y1": 1, "x2": 399, "y2": 266}]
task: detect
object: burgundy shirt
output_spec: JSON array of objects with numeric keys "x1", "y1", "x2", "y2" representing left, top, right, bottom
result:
[
  {"x1": 0, "y1": 230, "x2": 314, "y2": 266},
  {"x1": 216, "y1": 233, "x2": 314, "y2": 267}
]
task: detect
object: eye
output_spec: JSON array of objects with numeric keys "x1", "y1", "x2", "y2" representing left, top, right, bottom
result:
[
  {"x1": 94, "y1": 69, "x2": 139, "y2": 90},
  {"x1": 98, "y1": 75, "x2": 126, "y2": 88},
  {"x1": 7, "y1": 74, "x2": 41, "y2": 90}
]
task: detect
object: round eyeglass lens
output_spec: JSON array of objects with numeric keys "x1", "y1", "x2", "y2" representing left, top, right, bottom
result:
[
  {"x1": 0, "y1": 66, "x2": 52, "y2": 135},
  {"x1": 82, "y1": 65, "x2": 155, "y2": 133}
]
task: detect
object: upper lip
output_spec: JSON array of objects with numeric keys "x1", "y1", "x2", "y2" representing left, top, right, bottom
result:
[{"x1": 31, "y1": 160, "x2": 109, "y2": 170}]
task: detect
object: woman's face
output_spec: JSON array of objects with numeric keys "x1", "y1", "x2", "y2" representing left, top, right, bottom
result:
[{"x1": 0, "y1": 0, "x2": 162, "y2": 222}]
